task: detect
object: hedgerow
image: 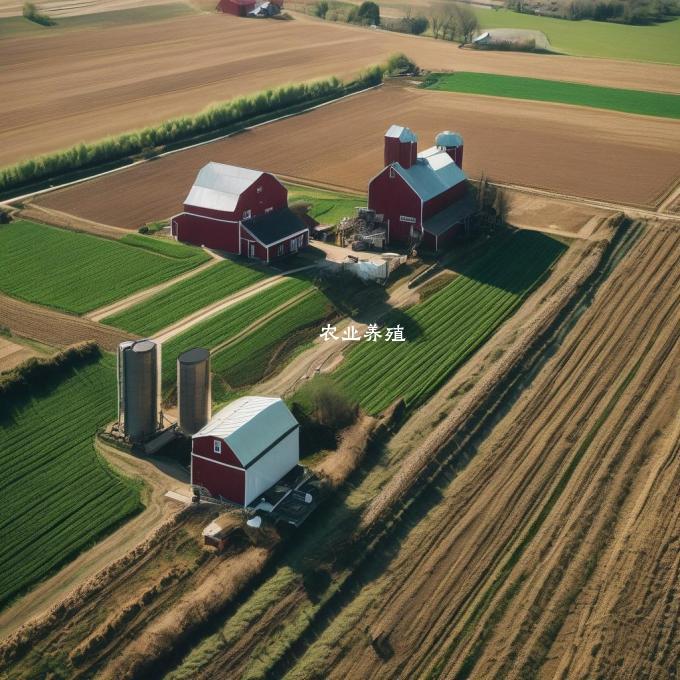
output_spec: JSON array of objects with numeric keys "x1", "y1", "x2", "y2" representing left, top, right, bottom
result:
[{"x1": 0, "y1": 54, "x2": 411, "y2": 195}]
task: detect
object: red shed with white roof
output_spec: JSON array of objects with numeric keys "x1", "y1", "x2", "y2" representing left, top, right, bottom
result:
[
  {"x1": 368, "y1": 126, "x2": 475, "y2": 250},
  {"x1": 191, "y1": 396, "x2": 300, "y2": 506},
  {"x1": 171, "y1": 162, "x2": 308, "y2": 262}
]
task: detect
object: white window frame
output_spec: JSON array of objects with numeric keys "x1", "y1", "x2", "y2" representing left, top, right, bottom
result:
[
  {"x1": 213, "y1": 440, "x2": 222, "y2": 455},
  {"x1": 243, "y1": 209, "x2": 252, "y2": 220},
  {"x1": 257, "y1": 186, "x2": 263, "y2": 194},
  {"x1": 389, "y1": 167, "x2": 395, "y2": 179},
  {"x1": 265, "y1": 207, "x2": 273, "y2": 214}
]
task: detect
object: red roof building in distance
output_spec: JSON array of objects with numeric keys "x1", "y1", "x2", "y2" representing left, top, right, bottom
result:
[
  {"x1": 171, "y1": 162, "x2": 308, "y2": 263},
  {"x1": 216, "y1": 0, "x2": 283, "y2": 15},
  {"x1": 368, "y1": 125, "x2": 476, "y2": 251}
]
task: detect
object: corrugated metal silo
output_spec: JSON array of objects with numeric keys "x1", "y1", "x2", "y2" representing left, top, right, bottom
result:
[
  {"x1": 177, "y1": 348, "x2": 211, "y2": 435},
  {"x1": 118, "y1": 339, "x2": 160, "y2": 442}
]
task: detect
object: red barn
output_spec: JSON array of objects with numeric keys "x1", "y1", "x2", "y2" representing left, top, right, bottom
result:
[
  {"x1": 368, "y1": 126, "x2": 475, "y2": 251},
  {"x1": 171, "y1": 162, "x2": 308, "y2": 263},
  {"x1": 217, "y1": 0, "x2": 256, "y2": 15},
  {"x1": 191, "y1": 396, "x2": 299, "y2": 506}
]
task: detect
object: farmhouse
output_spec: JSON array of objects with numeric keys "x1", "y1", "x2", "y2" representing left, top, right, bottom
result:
[
  {"x1": 368, "y1": 126, "x2": 475, "y2": 250},
  {"x1": 217, "y1": 0, "x2": 282, "y2": 15},
  {"x1": 171, "y1": 162, "x2": 308, "y2": 263},
  {"x1": 191, "y1": 396, "x2": 300, "y2": 506}
]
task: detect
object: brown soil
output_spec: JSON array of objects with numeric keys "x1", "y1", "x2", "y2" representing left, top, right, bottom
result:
[
  {"x1": 0, "y1": 336, "x2": 40, "y2": 372},
  {"x1": 2, "y1": 13, "x2": 679, "y2": 167},
  {"x1": 0, "y1": 293, "x2": 138, "y2": 351},
  {"x1": 34, "y1": 82, "x2": 680, "y2": 230},
  {"x1": 287, "y1": 221, "x2": 680, "y2": 680}
]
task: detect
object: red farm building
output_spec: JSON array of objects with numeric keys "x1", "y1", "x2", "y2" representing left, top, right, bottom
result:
[
  {"x1": 171, "y1": 162, "x2": 308, "y2": 263},
  {"x1": 191, "y1": 396, "x2": 300, "y2": 506},
  {"x1": 368, "y1": 126, "x2": 475, "y2": 251},
  {"x1": 216, "y1": 0, "x2": 282, "y2": 15}
]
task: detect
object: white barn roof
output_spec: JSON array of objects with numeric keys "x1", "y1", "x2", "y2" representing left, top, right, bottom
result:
[
  {"x1": 385, "y1": 124, "x2": 417, "y2": 143},
  {"x1": 194, "y1": 396, "x2": 298, "y2": 467},
  {"x1": 393, "y1": 146, "x2": 467, "y2": 203},
  {"x1": 185, "y1": 162, "x2": 263, "y2": 213}
]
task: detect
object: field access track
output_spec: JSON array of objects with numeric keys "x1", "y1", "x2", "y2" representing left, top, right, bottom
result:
[{"x1": 33, "y1": 82, "x2": 680, "y2": 230}]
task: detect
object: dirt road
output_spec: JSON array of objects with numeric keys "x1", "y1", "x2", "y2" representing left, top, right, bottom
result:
[
  {"x1": 0, "y1": 441, "x2": 189, "y2": 640},
  {"x1": 2, "y1": 12, "x2": 679, "y2": 166},
  {"x1": 283, "y1": 221, "x2": 680, "y2": 679}
]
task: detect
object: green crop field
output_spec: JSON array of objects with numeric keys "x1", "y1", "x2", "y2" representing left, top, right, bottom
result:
[
  {"x1": 336, "y1": 230, "x2": 566, "y2": 415},
  {"x1": 287, "y1": 184, "x2": 364, "y2": 226},
  {"x1": 426, "y1": 72, "x2": 680, "y2": 119},
  {"x1": 471, "y1": 7, "x2": 680, "y2": 63},
  {"x1": 103, "y1": 259, "x2": 270, "y2": 336},
  {"x1": 0, "y1": 355, "x2": 141, "y2": 608},
  {"x1": 160, "y1": 277, "x2": 314, "y2": 390},
  {"x1": 211, "y1": 289, "x2": 333, "y2": 402},
  {"x1": 0, "y1": 221, "x2": 209, "y2": 314}
]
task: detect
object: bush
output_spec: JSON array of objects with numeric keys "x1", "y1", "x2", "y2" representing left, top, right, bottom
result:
[
  {"x1": 382, "y1": 15, "x2": 428, "y2": 34},
  {"x1": 385, "y1": 52, "x2": 418, "y2": 75},
  {"x1": 138, "y1": 225, "x2": 150, "y2": 234},
  {"x1": 353, "y1": 0, "x2": 380, "y2": 24},
  {"x1": 22, "y1": 1, "x2": 56, "y2": 25},
  {"x1": 313, "y1": 0, "x2": 329, "y2": 17},
  {"x1": 289, "y1": 376, "x2": 358, "y2": 456}
]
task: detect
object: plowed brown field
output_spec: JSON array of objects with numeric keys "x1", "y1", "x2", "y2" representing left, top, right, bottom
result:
[
  {"x1": 2, "y1": 12, "x2": 680, "y2": 166},
  {"x1": 0, "y1": 293, "x2": 136, "y2": 351},
  {"x1": 34, "y1": 83, "x2": 680, "y2": 228},
  {"x1": 282, "y1": 221, "x2": 680, "y2": 680}
]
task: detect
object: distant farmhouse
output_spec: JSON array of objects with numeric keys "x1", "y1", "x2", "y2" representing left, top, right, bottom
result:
[
  {"x1": 216, "y1": 0, "x2": 282, "y2": 16},
  {"x1": 368, "y1": 126, "x2": 475, "y2": 250},
  {"x1": 171, "y1": 162, "x2": 308, "y2": 263}
]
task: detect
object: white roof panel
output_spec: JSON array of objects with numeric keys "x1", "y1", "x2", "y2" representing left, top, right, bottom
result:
[
  {"x1": 393, "y1": 146, "x2": 467, "y2": 202},
  {"x1": 385, "y1": 125, "x2": 417, "y2": 143},
  {"x1": 185, "y1": 162, "x2": 263, "y2": 213},
  {"x1": 194, "y1": 396, "x2": 298, "y2": 467}
]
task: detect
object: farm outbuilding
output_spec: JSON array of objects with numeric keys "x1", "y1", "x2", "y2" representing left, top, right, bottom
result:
[
  {"x1": 368, "y1": 125, "x2": 475, "y2": 250},
  {"x1": 191, "y1": 396, "x2": 300, "y2": 506},
  {"x1": 216, "y1": 0, "x2": 256, "y2": 16},
  {"x1": 171, "y1": 162, "x2": 308, "y2": 262}
]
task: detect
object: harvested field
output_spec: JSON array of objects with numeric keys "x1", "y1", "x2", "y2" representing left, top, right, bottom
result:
[
  {"x1": 0, "y1": 336, "x2": 41, "y2": 372},
  {"x1": 0, "y1": 294, "x2": 137, "y2": 352},
  {"x1": 34, "y1": 82, "x2": 680, "y2": 228},
  {"x1": 2, "y1": 13, "x2": 679, "y2": 166},
  {"x1": 279, "y1": 221, "x2": 680, "y2": 679}
]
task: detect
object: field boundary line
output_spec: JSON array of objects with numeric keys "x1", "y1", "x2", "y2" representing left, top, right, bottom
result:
[
  {"x1": 2, "y1": 84, "x2": 383, "y2": 208},
  {"x1": 210, "y1": 288, "x2": 316, "y2": 356},
  {"x1": 153, "y1": 264, "x2": 318, "y2": 344},
  {"x1": 87, "y1": 252, "x2": 221, "y2": 322}
]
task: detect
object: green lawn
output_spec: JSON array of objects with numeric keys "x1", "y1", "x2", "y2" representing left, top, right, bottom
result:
[
  {"x1": 471, "y1": 7, "x2": 680, "y2": 63},
  {"x1": 0, "y1": 221, "x2": 209, "y2": 314},
  {"x1": 426, "y1": 72, "x2": 680, "y2": 118},
  {"x1": 103, "y1": 259, "x2": 270, "y2": 336},
  {"x1": 0, "y1": 3, "x2": 195, "y2": 38},
  {"x1": 0, "y1": 355, "x2": 141, "y2": 608},
  {"x1": 336, "y1": 230, "x2": 566, "y2": 415},
  {"x1": 287, "y1": 184, "x2": 365, "y2": 226}
]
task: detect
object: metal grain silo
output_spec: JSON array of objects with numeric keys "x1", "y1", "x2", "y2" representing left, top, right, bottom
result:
[
  {"x1": 118, "y1": 339, "x2": 160, "y2": 442},
  {"x1": 177, "y1": 348, "x2": 211, "y2": 435}
]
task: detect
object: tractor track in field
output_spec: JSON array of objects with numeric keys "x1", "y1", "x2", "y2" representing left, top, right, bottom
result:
[{"x1": 282, "y1": 221, "x2": 680, "y2": 680}]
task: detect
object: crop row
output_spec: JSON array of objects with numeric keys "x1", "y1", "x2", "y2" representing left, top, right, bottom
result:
[
  {"x1": 160, "y1": 276, "x2": 313, "y2": 389},
  {"x1": 0, "y1": 356, "x2": 141, "y2": 607},
  {"x1": 0, "y1": 221, "x2": 209, "y2": 314},
  {"x1": 211, "y1": 289, "x2": 333, "y2": 403},
  {"x1": 103, "y1": 259, "x2": 270, "y2": 336},
  {"x1": 337, "y1": 230, "x2": 566, "y2": 414}
]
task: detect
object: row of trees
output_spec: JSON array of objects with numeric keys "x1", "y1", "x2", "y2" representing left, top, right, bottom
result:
[
  {"x1": 506, "y1": 0, "x2": 679, "y2": 23},
  {"x1": 429, "y1": 3, "x2": 479, "y2": 43}
]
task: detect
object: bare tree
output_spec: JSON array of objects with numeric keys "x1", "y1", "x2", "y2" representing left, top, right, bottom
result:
[
  {"x1": 493, "y1": 186, "x2": 508, "y2": 225},
  {"x1": 453, "y1": 3, "x2": 479, "y2": 44},
  {"x1": 429, "y1": 8, "x2": 443, "y2": 38}
]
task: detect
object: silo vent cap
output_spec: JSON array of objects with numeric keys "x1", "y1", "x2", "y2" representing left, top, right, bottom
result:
[{"x1": 436, "y1": 131, "x2": 463, "y2": 148}]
